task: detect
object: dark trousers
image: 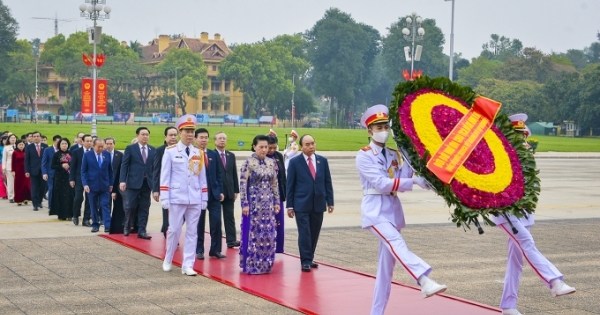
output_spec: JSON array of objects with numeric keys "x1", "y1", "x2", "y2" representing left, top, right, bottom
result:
[
  {"x1": 161, "y1": 207, "x2": 169, "y2": 238},
  {"x1": 73, "y1": 182, "x2": 91, "y2": 221},
  {"x1": 125, "y1": 181, "x2": 151, "y2": 234},
  {"x1": 197, "y1": 199, "x2": 222, "y2": 254},
  {"x1": 29, "y1": 174, "x2": 45, "y2": 208},
  {"x1": 89, "y1": 190, "x2": 111, "y2": 229},
  {"x1": 221, "y1": 197, "x2": 237, "y2": 245},
  {"x1": 46, "y1": 175, "x2": 53, "y2": 209},
  {"x1": 294, "y1": 210, "x2": 324, "y2": 265}
]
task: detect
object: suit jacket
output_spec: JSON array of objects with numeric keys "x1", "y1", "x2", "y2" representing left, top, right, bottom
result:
[
  {"x1": 42, "y1": 146, "x2": 58, "y2": 177},
  {"x1": 215, "y1": 149, "x2": 239, "y2": 200},
  {"x1": 81, "y1": 150, "x2": 113, "y2": 192},
  {"x1": 286, "y1": 154, "x2": 334, "y2": 212},
  {"x1": 204, "y1": 149, "x2": 223, "y2": 202},
  {"x1": 69, "y1": 147, "x2": 90, "y2": 184},
  {"x1": 24, "y1": 142, "x2": 48, "y2": 176},
  {"x1": 69, "y1": 144, "x2": 81, "y2": 154},
  {"x1": 272, "y1": 151, "x2": 286, "y2": 202},
  {"x1": 119, "y1": 143, "x2": 155, "y2": 190},
  {"x1": 152, "y1": 144, "x2": 167, "y2": 193},
  {"x1": 110, "y1": 150, "x2": 123, "y2": 193}
]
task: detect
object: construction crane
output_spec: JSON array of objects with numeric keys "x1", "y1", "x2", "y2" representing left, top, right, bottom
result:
[{"x1": 31, "y1": 14, "x2": 77, "y2": 37}]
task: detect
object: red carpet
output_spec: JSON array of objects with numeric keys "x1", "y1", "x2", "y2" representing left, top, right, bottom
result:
[{"x1": 101, "y1": 233, "x2": 500, "y2": 314}]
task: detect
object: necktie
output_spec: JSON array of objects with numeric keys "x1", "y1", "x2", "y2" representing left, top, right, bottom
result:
[
  {"x1": 36, "y1": 145, "x2": 40, "y2": 156},
  {"x1": 307, "y1": 156, "x2": 316, "y2": 180},
  {"x1": 185, "y1": 147, "x2": 190, "y2": 156},
  {"x1": 204, "y1": 151, "x2": 209, "y2": 168},
  {"x1": 381, "y1": 147, "x2": 387, "y2": 164},
  {"x1": 221, "y1": 152, "x2": 226, "y2": 167},
  {"x1": 142, "y1": 146, "x2": 147, "y2": 163},
  {"x1": 97, "y1": 154, "x2": 102, "y2": 167}
]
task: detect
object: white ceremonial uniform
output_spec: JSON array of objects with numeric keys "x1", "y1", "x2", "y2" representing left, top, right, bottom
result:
[
  {"x1": 492, "y1": 212, "x2": 562, "y2": 309},
  {"x1": 160, "y1": 141, "x2": 208, "y2": 269},
  {"x1": 283, "y1": 141, "x2": 301, "y2": 171},
  {"x1": 356, "y1": 142, "x2": 432, "y2": 315}
]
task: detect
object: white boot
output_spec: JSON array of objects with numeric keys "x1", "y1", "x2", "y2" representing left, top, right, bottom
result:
[
  {"x1": 181, "y1": 267, "x2": 198, "y2": 276},
  {"x1": 419, "y1": 275, "x2": 447, "y2": 298},
  {"x1": 551, "y1": 279, "x2": 576, "y2": 297},
  {"x1": 162, "y1": 261, "x2": 172, "y2": 272},
  {"x1": 502, "y1": 309, "x2": 522, "y2": 315}
]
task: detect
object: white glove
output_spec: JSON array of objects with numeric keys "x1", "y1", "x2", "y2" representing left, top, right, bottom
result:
[
  {"x1": 161, "y1": 200, "x2": 170, "y2": 209},
  {"x1": 413, "y1": 176, "x2": 430, "y2": 190},
  {"x1": 201, "y1": 201, "x2": 207, "y2": 210}
]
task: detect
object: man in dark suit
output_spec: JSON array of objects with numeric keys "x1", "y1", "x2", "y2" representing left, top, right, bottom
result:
[
  {"x1": 152, "y1": 126, "x2": 179, "y2": 238},
  {"x1": 69, "y1": 132, "x2": 84, "y2": 153},
  {"x1": 70, "y1": 134, "x2": 93, "y2": 226},
  {"x1": 120, "y1": 127, "x2": 155, "y2": 239},
  {"x1": 286, "y1": 134, "x2": 334, "y2": 272},
  {"x1": 195, "y1": 128, "x2": 225, "y2": 259},
  {"x1": 213, "y1": 131, "x2": 240, "y2": 248},
  {"x1": 42, "y1": 135, "x2": 61, "y2": 211},
  {"x1": 81, "y1": 138, "x2": 113, "y2": 233},
  {"x1": 105, "y1": 137, "x2": 125, "y2": 234},
  {"x1": 24, "y1": 131, "x2": 48, "y2": 211}
]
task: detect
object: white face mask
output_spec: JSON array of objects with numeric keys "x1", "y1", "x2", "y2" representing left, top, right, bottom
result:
[{"x1": 371, "y1": 131, "x2": 389, "y2": 143}]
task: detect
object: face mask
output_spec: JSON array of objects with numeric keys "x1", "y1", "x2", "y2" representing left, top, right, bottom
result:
[{"x1": 371, "y1": 131, "x2": 389, "y2": 143}]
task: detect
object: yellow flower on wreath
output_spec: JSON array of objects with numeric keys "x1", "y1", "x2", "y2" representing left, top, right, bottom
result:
[{"x1": 409, "y1": 92, "x2": 514, "y2": 194}]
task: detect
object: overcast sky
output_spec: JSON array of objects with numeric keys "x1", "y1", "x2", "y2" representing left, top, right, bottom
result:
[{"x1": 5, "y1": 0, "x2": 599, "y2": 60}]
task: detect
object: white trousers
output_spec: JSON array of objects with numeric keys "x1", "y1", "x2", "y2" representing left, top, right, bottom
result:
[
  {"x1": 164, "y1": 203, "x2": 202, "y2": 269},
  {"x1": 5, "y1": 170, "x2": 14, "y2": 200},
  {"x1": 498, "y1": 221, "x2": 563, "y2": 309},
  {"x1": 368, "y1": 222, "x2": 432, "y2": 315}
]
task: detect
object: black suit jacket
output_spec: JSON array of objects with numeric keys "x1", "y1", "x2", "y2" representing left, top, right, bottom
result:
[
  {"x1": 69, "y1": 147, "x2": 89, "y2": 184},
  {"x1": 204, "y1": 149, "x2": 223, "y2": 202},
  {"x1": 119, "y1": 143, "x2": 155, "y2": 190},
  {"x1": 24, "y1": 143, "x2": 48, "y2": 176},
  {"x1": 152, "y1": 144, "x2": 167, "y2": 193},
  {"x1": 215, "y1": 149, "x2": 239, "y2": 200},
  {"x1": 110, "y1": 150, "x2": 123, "y2": 193},
  {"x1": 272, "y1": 151, "x2": 286, "y2": 202}
]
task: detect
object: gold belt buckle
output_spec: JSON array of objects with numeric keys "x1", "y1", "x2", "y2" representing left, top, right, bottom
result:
[{"x1": 390, "y1": 192, "x2": 397, "y2": 197}]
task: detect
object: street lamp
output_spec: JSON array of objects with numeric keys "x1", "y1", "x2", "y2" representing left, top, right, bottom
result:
[
  {"x1": 402, "y1": 12, "x2": 425, "y2": 79},
  {"x1": 78, "y1": 0, "x2": 111, "y2": 136},
  {"x1": 445, "y1": 0, "x2": 456, "y2": 80},
  {"x1": 34, "y1": 54, "x2": 39, "y2": 124},
  {"x1": 291, "y1": 74, "x2": 296, "y2": 129}
]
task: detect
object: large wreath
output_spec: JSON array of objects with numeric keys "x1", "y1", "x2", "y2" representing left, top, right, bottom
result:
[{"x1": 390, "y1": 76, "x2": 540, "y2": 230}]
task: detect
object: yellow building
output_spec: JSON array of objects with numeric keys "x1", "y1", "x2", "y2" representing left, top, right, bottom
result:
[{"x1": 141, "y1": 32, "x2": 243, "y2": 116}]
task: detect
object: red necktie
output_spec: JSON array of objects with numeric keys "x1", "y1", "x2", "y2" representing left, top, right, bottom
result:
[
  {"x1": 36, "y1": 145, "x2": 40, "y2": 156},
  {"x1": 307, "y1": 157, "x2": 316, "y2": 180},
  {"x1": 204, "y1": 151, "x2": 209, "y2": 168},
  {"x1": 220, "y1": 152, "x2": 226, "y2": 167}
]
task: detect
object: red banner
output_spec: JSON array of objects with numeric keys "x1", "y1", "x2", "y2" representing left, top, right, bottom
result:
[
  {"x1": 81, "y1": 78, "x2": 93, "y2": 114},
  {"x1": 81, "y1": 78, "x2": 108, "y2": 115},
  {"x1": 96, "y1": 79, "x2": 108, "y2": 115},
  {"x1": 426, "y1": 97, "x2": 502, "y2": 184}
]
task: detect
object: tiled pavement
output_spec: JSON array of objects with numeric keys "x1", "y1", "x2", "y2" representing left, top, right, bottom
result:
[{"x1": 1, "y1": 218, "x2": 599, "y2": 315}]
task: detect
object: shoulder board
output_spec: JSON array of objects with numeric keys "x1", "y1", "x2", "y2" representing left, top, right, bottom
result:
[
  {"x1": 386, "y1": 147, "x2": 398, "y2": 152},
  {"x1": 361, "y1": 145, "x2": 371, "y2": 152},
  {"x1": 166, "y1": 144, "x2": 176, "y2": 149}
]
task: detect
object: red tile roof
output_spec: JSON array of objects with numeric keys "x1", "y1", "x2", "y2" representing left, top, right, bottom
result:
[{"x1": 141, "y1": 36, "x2": 232, "y2": 64}]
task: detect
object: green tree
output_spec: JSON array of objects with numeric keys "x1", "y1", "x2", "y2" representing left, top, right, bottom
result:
[
  {"x1": 129, "y1": 40, "x2": 143, "y2": 58},
  {"x1": 0, "y1": 0, "x2": 18, "y2": 104},
  {"x1": 3, "y1": 40, "x2": 36, "y2": 109},
  {"x1": 382, "y1": 16, "x2": 447, "y2": 83},
  {"x1": 133, "y1": 65, "x2": 161, "y2": 115},
  {"x1": 576, "y1": 63, "x2": 600, "y2": 129},
  {"x1": 538, "y1": 72, "x2": 581, "y2": 123},
  {"x1": 456, "y1": 56, "x2": 502, "y2": 87},
  {"x1": 480, "y1": 34, "x2": 523, "y2": 61},
  {"x1": 494, "y1": 47, "x2": 554, "y2": 83},
  {"x1": 102, "y1": 54, "x2": 139, "y2": 113},
  {"x1": 156, "y1": 48, "x2": 207, "y2": 115},
  {"x1": 475, "y1": 78, "x2": 542, "y2": 119},
  {"x1": 306, "y1": 8, "x2": 380, "y2": 126},
  {"x1": 565, "y1": 49, "x2": 588, "y2": 70}
]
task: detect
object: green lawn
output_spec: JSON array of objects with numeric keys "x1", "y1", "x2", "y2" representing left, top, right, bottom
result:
[{"x1": 1, "y1": 122, "x2": 599, "y2": 152}]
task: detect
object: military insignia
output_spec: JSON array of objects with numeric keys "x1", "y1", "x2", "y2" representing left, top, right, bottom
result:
[
  {"x1": 166, "y1": 144, "x2": 176, "y2": 149},
  {"x1": 376, "y1": 111, "x2": 384, "y2": 118},
  {"x1": 361, "y1": 145, "x2": 371, "y2": 151}
]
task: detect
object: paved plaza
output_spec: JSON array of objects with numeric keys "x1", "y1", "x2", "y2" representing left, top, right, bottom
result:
[{"x1": 0, "y1": 152, "x2": 599, "y2": 314}]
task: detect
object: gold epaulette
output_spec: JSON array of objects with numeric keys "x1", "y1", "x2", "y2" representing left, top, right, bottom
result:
[
  {"x1": 386, "y1": 146, "x2": 398, "y2": 152},
  {"x1": 166, "y1": 144, "x2": 176, "y2": 149},
  {"x1": 361, "y1": 145, "x2": 371, "y2": 151}
]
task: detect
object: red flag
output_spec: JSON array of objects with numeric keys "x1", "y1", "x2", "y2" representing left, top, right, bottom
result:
[
  {"x1": 402, "y1": 69, "x2": 410, "y2": 81},
  {"x1": 95, "y1": 54, "x2": 106, "y2": 68},
  {"x1": 82, "y1": 54, "x2": 92, "y2": 67}
]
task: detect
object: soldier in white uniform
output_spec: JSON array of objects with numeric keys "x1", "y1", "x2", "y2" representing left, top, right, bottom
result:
[
  {"x1": 493, "y1": 114, "x2": 575, "y2": 315},
  {"x1": 356, "y1": 105, "x2": 447, "y2": 315},
  {"x1": 283, "y1": 129, "x2": 301, "y2": 170},
  {"x1": 160, "y1": 114, "x2": 208, "y2": 276}
]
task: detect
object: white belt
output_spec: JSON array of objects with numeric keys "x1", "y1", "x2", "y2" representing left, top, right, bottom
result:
[{"x1": 364, "y1": 189, "x2": 397, "y2": 196}]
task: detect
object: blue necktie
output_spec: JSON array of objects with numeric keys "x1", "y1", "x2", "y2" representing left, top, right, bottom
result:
[{"x1": 97, "y1": 154, "x2": 102, "y2": 167}]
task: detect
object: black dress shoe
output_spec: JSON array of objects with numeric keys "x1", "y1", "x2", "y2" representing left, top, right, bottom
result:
[
  {"x1": 196, "y1": 252, "x2": 204, "y2": 260},
  {"x1": 73, "y1": 217, "x2": 79, "y2": 226},
  {"x1": 104, "y1": 227, "x2": 110, "y2": 233},
  {"x1": 310, "y1": 262, "x2": 319, "y2": 268},
  {"x1": 33, "y1": 207, "x2": 38, "y2": 211},
  {"x1": 82, "y1": 221, "x2": 92, "y2": 227},
  {"x1": 91, "y1": 227, "x2": 99, "y2": 233},
  {"x1": 124, "y1": 227, "x2": 130, "y2": 236},
  {"x1": 301, "y1": 264, "x2": 311, "y2": 272},
  {"x1": 209, "y1": 252, "x2": 226, "y2": 259},
  {"x1": 9, "y1": 199, "x2": 14, "y2": 203},
  {"x1": 137, "y1": 232, "x2": 152, "y2": 240},
  {"x1": 227, "y1": 240, "x2": 241, "y2": 248}
]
